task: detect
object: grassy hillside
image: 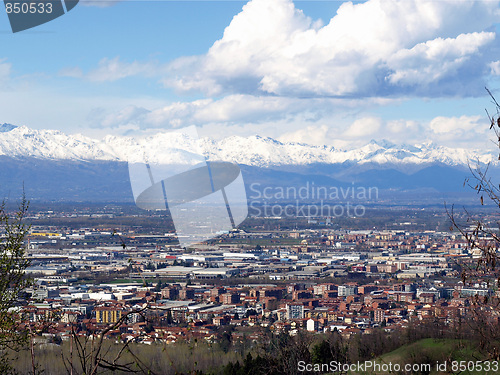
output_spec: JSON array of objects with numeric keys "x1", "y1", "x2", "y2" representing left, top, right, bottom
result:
[{"x1": 354, "y1": 338, "x2": 493, "y2": 375}]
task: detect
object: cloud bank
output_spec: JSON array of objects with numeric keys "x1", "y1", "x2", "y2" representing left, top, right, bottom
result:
[
  {"x1": 46, "y1": 0, "x2": 500, "y2": 150},
  {"x1": 162, "y1": 0, "x2": 500, "y2": 98}
]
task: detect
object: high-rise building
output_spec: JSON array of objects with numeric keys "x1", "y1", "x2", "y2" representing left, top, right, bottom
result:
[{"x1": 286, "y1": 303, "x2": 304, "y2": 320}]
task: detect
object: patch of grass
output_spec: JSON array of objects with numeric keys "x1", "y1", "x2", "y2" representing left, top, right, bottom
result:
[{"x1": 353, "y1": 338, "x2": 492, "y2": 375}]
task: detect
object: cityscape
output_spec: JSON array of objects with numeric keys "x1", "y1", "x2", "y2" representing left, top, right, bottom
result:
[
  {"x1": 3, "y1": 0, "x2": 500, "y2": 373},
  {"x1": 3, "y1": 201, "x2": 495, "y2": 373}
]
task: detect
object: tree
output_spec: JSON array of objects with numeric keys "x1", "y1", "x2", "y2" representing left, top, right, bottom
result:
[
  {"x1": 153, "y1": 280, "x2": 163, "y2": 292},
  {"x1": 311, "y1": 339, "x2": 333, "y2": 364},
  {"x1": 63, "y1": 306, "x2": 158, "y2": 374},
  {"x1": 448, "y1": 89, "x2": 500, "y2": 358},
  {"x1": 166, "y1": 310, "x2": 173, "y2": 325},
  {"x1": 245, "y1": 309, "x2": 257, "y2": 318},
  {"x1": 0, "y1": 197, "x2": 33, "y2": 374}
]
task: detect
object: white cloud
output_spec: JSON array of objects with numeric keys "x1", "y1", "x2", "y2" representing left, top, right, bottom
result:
[
  {"x1": 42, "y1": 0, "x2": 500, "y2": 145},
  {"x1": 87, "y1": 57, "x2": 158, "y2": 82},
  {"x1": 80, "y1": 0, "x2": 122, "y2": 8},
  {"x1": 144, "y1": 99, "x2": 212, "y2": 128},
  {"x1": 119, "y1": 95, "x2": 355, "y2": 130},
  {"x1": 429, "y1": 115, "x2": 484, "y2": 134},
  {"x1": 0, "y1": 59, "x2": 12, "y2": 84},
  {"x1": 275, "y1": 114, "x2": 489, "y2": 149},
  {"x1": 93, "y1": 105, "x2": 150, "y2": 128},
  {"x1": 191, "y1": 95, "x2": 296, "y2": 123},
  {"x1": 279, "y1": 125, "x2": 331, "y2": 145},
  {"x1": 386, "y1": 32, "x2": 495, "y2": 86},
  {"x1": 52, "y1": 0, "x2": 500, "y2": 96},
  {"x1": 386, "y1": 119, "x2": 420, "y2": 134},
  {"x1": 270, "y1": 114, "x2": 491, "y2": 149},
  {"x1": 343, "y1": 117, "x2": 382, "y2": 138},
  {"x1": 490, "y1": 60, "x2": 500, "y2": 75},
  {"x1": 165, "y1": 0, "x2": 500, "y2": 98}
]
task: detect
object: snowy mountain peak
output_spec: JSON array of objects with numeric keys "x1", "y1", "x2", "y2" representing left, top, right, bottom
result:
[
  {"x1": 369, "y1": 139, "x2": 396, "y2": 149},
  {"x1": 0, "y1": 124, "x2": 494, "y2": 167},
  {"x1": 0, "y1": 123, "x2": 17, "y2": 132}
]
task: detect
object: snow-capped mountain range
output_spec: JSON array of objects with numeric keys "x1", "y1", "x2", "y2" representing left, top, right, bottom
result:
[
  {"x1": 0, "y1": 123, "x2": 494, "y2": 167},
  {"x1": 0, "y1": 123, "x2": 491, "y2": 202}
]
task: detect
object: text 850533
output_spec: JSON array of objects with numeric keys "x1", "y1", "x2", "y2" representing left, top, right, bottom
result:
[{"x1": 5, "y1": 1, "x2": 53, "y2": 14}]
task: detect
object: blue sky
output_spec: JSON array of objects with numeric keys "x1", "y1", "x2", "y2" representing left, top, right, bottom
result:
[{"x1": 1, "y1": 0, "x2": 500, "y2": 150}]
